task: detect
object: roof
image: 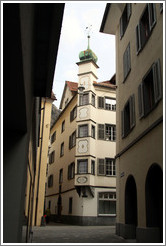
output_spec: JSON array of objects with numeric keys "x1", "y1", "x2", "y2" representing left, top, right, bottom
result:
[
  {"x1": 66, "y1": 81, "x2": 78, "y2": 92},
  {"x1": 93, "y1": 79, "x2": 116, "y2": 89}
]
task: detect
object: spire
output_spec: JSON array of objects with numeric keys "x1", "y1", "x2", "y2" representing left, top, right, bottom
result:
[{"x1": 79, "y1": 25, "x2": 98, "y2": 64}]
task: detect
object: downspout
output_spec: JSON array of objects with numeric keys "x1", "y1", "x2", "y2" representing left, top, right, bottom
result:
[{"x1": 34, "y1": 98, "x2": 46, "y2": 226}]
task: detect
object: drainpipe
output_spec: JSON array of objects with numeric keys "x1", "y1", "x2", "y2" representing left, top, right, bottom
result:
[{"x1": 34, "y1": 98, "x2": 46, "y2": 226}]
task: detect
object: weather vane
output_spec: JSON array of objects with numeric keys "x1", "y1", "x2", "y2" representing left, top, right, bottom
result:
[{"x1": 85, "y1": 25, "x2": 92, "y2": 49}]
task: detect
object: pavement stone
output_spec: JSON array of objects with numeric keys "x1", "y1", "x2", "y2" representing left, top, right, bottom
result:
[{"x1": 23, "y1": 223, "x2": 136, "y2": 244}]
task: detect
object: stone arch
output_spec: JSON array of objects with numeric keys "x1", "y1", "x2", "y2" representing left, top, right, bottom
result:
[
  {"x1": 125, "y1": 175, "x2": 138, "y2": 226},
  {"x1": 145, "y1": 163, "x2": 163, "y2": 242}
]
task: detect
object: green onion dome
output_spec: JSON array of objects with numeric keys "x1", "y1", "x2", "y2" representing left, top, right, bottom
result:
[{"x1": 79, "y1": 49, "x2": 98, "y2": 63}]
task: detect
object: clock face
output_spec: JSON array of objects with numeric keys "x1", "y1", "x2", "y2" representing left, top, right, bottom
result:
[{"x1": 80, "y1": 76, "x2": 89, "y2": 90}]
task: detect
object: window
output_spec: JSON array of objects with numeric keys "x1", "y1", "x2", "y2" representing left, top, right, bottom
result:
[
  {"x1": 80, "y1": 93, "x2": 89, "y2": 106},
  {"x1": 78, "y1": 124, "x2": 88, "y2": 138},
  {"x1": 120, "y1": 3, "x2": 132, "y2": 39},
  {"x1": 68, "y1": 163, "x2": 75, "y2": 180},
  {"x1": 61, "y1": 120, "x2": 65, "y2": 133},
  {"x1": 77, "y1": 159, "x2": 88, "y2": 174},
  {"x1": 69, "y1": 131, "x2": 76, "y2": 149},
  {"x1": 51, "y1": 131, "x2": 56, "y2": 144},
  {"x1": 121, "y1": 95, "x2": 135, "y2": 138},
  {"x1": 92, "y1": 125, "x2": 95, "y2": 138},
  {"x1": 136, "y1": 4, "x2": 156, "y2": 54},
  {"x1": 105, "y1": 98, "x2": 116, "y2": 111},
  {"x1": 98, "y1": 124, "x2": 116, "y2": 141},
  {"x1": 123, "y1": 43, "x2": 131, "y2": 81},
  {"x1": 69, "y1": 197, "x2": 73, "y2": 214},
  {"x1": 70, "y1": 106, "x2": 77, "y2": 122},
  {"x1": 138, "y1": 59, "x2": 162, "y2": 118},
  {"x1": 98, "y1": 192, "x2": 116, "y2": 216},
  {"x1": 98, "y1": 158, "x2": 116, "y2": 176},
  {"x1": 49, "y1": 151, "x2": 55, "y2": 164},
  {"x1": 91, "y1": 160, "x2": 95, "y2": 175},
  {"x1": 160, "y1": 3, "x2": 163, "y2": 13},
  {"x1": 98, "y1": 97, "x2": 116, "y2": 111},
  {"x1": 60, "y1": 142, "x2": 64, "y2": 157},
  {"x1": 48, "y1": 175, "x2": 53, "y2": 187},
  {"x1": 48, "y1": 200, "x2": 51, "y2": 209},
  {"x1": 92, "y1": 94, "x2": 95, "y2": 107},
  {"x1": 59, "y1": 169, "x2": 63, "y2": 183}
]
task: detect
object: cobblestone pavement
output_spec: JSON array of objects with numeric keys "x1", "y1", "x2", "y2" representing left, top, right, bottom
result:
[{"x1": 25, "y1": 223, "x2": 136, "y2": 244}]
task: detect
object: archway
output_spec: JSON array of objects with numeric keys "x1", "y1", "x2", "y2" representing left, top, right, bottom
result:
[
  {"x1": 145, "y1": 164, "x2": 163, "y2": 242},
  {"x1": 125, "y1": 175, "x2": 137, "y2": 226}
]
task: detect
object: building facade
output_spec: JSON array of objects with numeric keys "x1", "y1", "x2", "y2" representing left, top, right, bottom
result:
[
  {"x1": 45, "y1": 42, "x2": 117, "y2": 225},
  {"x1": 100, "y1": 3, "x2": 163, "y2": 243}
]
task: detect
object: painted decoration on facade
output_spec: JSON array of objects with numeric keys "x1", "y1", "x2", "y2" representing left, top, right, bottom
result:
[
  {"x1": 78, "y1": 140, "x2": 88, "y2": 153},
  {"x1": 79, "y1": 107, "x2": 89, "y2": 119},
  {"x1": 77, "y1": 176, "x2": 87, "y2": 184}
]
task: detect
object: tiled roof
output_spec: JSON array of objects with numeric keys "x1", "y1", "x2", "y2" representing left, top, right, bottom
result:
[
  {"x1": 66, "y1": 81, "x2": 78, "y2": 91},
  {"x1": 93, "y1": 80, "x2": 116, "y2": 89}
]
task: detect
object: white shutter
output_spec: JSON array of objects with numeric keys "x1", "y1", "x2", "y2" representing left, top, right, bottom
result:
[{"x1": 138, "y1": 83, "x2": 144, "y2": 118}]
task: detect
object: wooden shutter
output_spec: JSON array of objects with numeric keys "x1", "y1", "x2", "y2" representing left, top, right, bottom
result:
[
  {"x1": 130, "y1": 94, "x2": 136, "y2": 128},
  {"x1": 98, "y1": 124, "x2": 105, "y2": 140},
  {"x1": 153, "y1": 59, "x2": 162, "y2": 103},
  {"x1": 123, "y1": 43, "x2": 130, "y2": 80},
  {"x1": 98, "y1": 97, "x2": 104, "y2": 108},
  {"x1": 138, "y1": 83, "x2": 144, "y2": 118},
  {"x1": 98, "y1": 159, "x2": 105, "y2": 175}
]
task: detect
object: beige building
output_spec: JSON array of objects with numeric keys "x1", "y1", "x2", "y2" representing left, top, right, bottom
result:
[
  {"x1": 45, "y1": 40, "x2": 117, "y2": 225},
  {"x1": 100, "y1": 3, "x2": 163, "y2": 243},
  {"x1": 24, "y1": 94, "x2": 55, "y2": 228},
  {"x1": 3, "y1": 3, "x2": 64, "y2": 243}
]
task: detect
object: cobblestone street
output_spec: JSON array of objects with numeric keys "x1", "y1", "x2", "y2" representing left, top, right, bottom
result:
[{"x1": 23, "y1": 223, "x2": 136, "y2": 244}]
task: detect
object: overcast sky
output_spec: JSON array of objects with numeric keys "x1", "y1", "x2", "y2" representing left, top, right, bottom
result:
[{"x1": 52, "y1": 2, "x2": 116, "y2": 108}]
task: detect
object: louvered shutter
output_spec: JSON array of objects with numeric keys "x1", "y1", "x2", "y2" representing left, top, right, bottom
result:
[
  {"x1": 98, "y1": 159, "x2": 105, "y2": 175},
  {"x1": 136, "y1": 24, "x2": 141, "y2": 54},
  {"x1": 121, "y1": 110, "x2": 125, "y2": 138},
  {"x1": 98, "y1": 124, "x2": 105, "y2": 140},
  {"x1": 130, "y1": 95, "x2": 136, "y2": 128},
  {"x1": 153, "y1": 59, "x2": 162, "y2": 103},
  {"x1": 138, "y1": 83, "x2": 144, "y2": 118},
  {"x1": 98, "y1": 97, "x2": 104, "y2": 108},
  {"x1": 127, "y1": 3, "x2": 132, "y2": 20}
]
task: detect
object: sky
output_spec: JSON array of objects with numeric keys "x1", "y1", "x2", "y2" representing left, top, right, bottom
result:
[{"x1": 52, "y1": 2, "x2": 116, "y2": 108}]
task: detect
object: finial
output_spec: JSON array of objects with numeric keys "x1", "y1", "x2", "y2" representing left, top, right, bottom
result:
[{"x1": 85, "y1": 25, "x2": 92, "y2": 49}]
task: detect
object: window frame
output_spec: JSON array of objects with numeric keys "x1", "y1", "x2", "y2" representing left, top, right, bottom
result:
[
  {"x1": 61, "y1": 120, "x2": 65, "y2": 133},
  {"x1": 98, "y1": 124, "x2": 116, "y2": 141},
  {"x1": 136, "y1": 3, "x2": 156, "y2": 54},
  {"x1": 77, "y1": 159, "x2": 88, "y2": 174},
  {"x1": 51, "y1": 131, "x2": 56, "y2": 144},
  {"x1": 98, "y1": 158, "x2": 116, "y2": 176},
  {"x1": 120, "y1": 3, "x2": 132, "y2": 39},
  {"x1": 91, "y1": 125, "x2": 95, "y2": 139},
  {"x1": 49, "y1": 151, "x2": 55, "y2": 164},
  {"x1": 91, "y1": 160, "x2": 95, "y2": 175},
  {"x1": 60, "y1": 142, "x2": 64, "y2": 157},
  {"x1": 70, "y1": 106, "x2": 77, "y2": 122},
  {"x1": 121, "y1": 94, "x2": 136, "y2": 138},
  {"x1": 79, "y1": 93, "x2": 89, "y2": 106},
  {"x1": 98, "y1": 192, "x2": 116, "y2": 216},
  {"x1": 78, "y1": 124, "x2": 88, "y2": 138},
  {"x1": 48, "y1": 174, "x2": 53, "y2": 187},
  {"x1": 69, "y1": 131, "x2": 76, "y2": 149},
  {"x1": 138, "y1": 59, "x2": 162, "y2": 118},
  {"x1": 59, "y1": 168, "x2": 63, "y2": 184},
  {"x1": 68, "y1": 162, "x2": 75, "y2": 180},
  {"x1": 91, "y1": 93, "x2": 96, "y2": 107}
]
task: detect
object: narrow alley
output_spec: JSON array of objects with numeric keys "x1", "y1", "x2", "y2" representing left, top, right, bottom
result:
[{"x1": 23, "y1": 223, "x2": 136, "y2": 244}]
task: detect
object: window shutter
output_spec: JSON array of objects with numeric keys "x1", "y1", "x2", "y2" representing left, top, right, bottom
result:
[
  {"x1": 98, "y1": 159, "x2": 105, "y2": 175},
  {"x1": 138, "y1": 83, "x2": 144, "y2": 118},
  {"x1": 98, "y1": 124, "x2": 105, "y2": 140},
  {"x1": 130, "y1": 95, "x2": 136, "y2": 128},
  {"x1": 123, "y1": 49, "x2": 127, "y2": 79},
  {"x1": 98, "y1": 97, "x2": 104, "y2": 108},
  {"x1": 69, "y1": 135, "x2": 72, "y2": 149},
  {"x1": 153, "y1": 59, "x2": 162, "y2": 103},
  {"x1": 121, "y1": 110, "x2": 125, "y2": 138},
  {"x1": 136, "y1": 24, "x2": 141, "y2": 54},
  {"x1": 120, "y1": 17, "x2": 123, "y2": 39},
  {"x1": 127, "y1": 43, "x2": 131, "y2": 72},
  {"x1": 148, "y1": 3, "x2": 156, "y2": 31},
  {"x1": 127, "y1": 3, "x2": 131, "y2": 20}
]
